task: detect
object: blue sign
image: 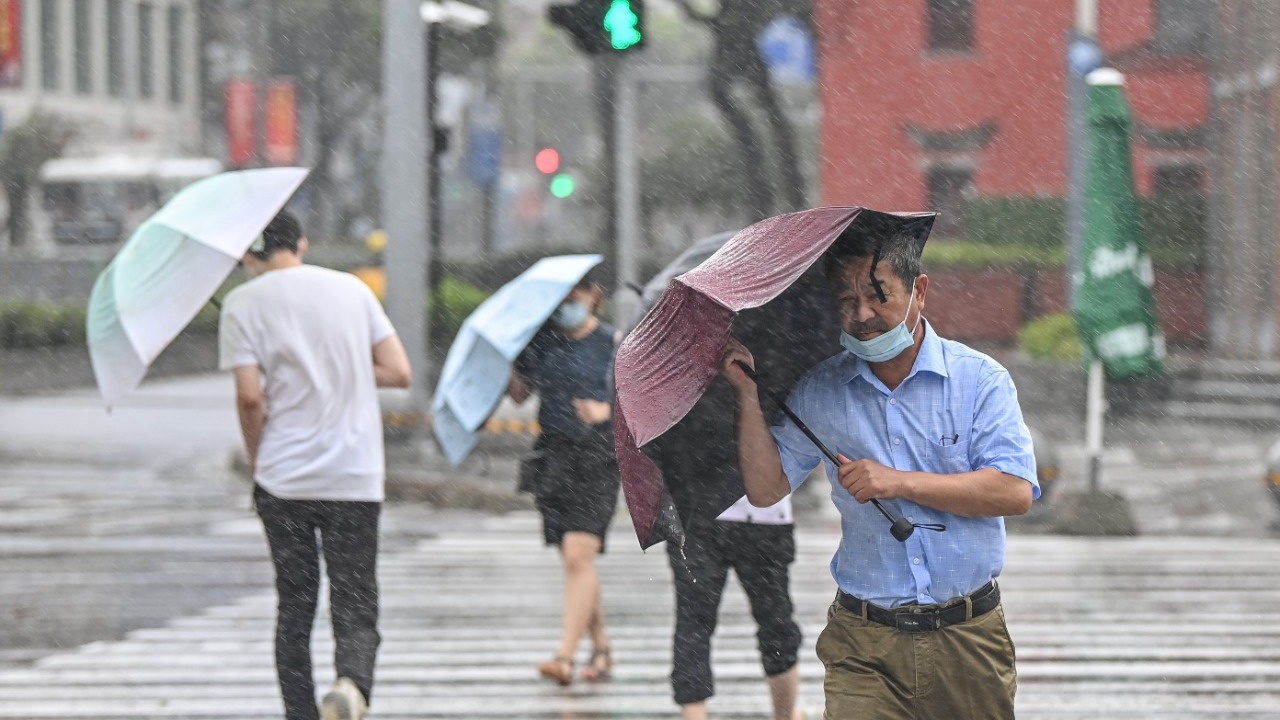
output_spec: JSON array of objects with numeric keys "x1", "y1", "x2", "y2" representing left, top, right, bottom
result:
[
  {"x1": 757, "y1": 16, "x2": 815, "y2": 85},
  {"x1": 468, "y1": 126, "x2": 502, "y2": 188}
]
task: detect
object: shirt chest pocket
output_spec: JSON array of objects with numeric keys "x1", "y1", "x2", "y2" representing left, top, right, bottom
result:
[
  {"x1": 924, "y1": 400, "x2": 969, "y2": 474},
  {"x1": 926, "y1": 439, "x2": 970, "y2": 474}
]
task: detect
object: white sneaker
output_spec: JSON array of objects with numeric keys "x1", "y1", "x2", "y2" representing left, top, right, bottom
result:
[{"x1": 320, "y1": 677, "x2": 368, "y2": 720}]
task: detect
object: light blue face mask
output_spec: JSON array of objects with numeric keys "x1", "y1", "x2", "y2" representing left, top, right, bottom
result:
[
  {"x1": 552, "y1": 300, "x2": 589, "y2": 330},
  {"x1": 839, "y1": 291, "x2": 919, "y2": 363}
]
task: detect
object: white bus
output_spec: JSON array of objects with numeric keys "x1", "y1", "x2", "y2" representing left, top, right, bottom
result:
[{"x1": 37, "y1": 155, "x2": 221, "y2": 249}]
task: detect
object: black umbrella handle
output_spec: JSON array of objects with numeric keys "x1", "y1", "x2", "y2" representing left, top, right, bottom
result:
[{"x1": 732, "y1": 360, "x2": 944, "y2": 541}]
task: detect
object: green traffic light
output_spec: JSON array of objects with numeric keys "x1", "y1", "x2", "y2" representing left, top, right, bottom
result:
[
  {"x1": 550, "y1": 173, "x2": 576, "y2": 198},
  {"x1": 603, "y1": 0, "x2": 641, "y2": 51}
]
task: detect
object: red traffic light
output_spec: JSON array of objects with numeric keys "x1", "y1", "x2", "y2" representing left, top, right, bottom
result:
[{"x1": 535, "y1": 148, "x2": 561, "y2": 174}]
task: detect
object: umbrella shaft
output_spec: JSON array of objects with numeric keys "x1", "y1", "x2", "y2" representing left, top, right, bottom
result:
[{"x1": 733, "y1": 361, "x2": 902, "y2": 524}]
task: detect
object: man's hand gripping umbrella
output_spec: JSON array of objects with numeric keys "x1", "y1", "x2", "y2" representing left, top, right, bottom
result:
[{"x1": 723, "y1": 339, "x2": 945, "y2": 542}]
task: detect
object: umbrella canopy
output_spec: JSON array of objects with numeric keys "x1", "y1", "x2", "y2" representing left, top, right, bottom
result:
[
  {"x1": 432, "y1": 254, "x2": 603, "y2": 465},
  {"x1": 88, "y1": 167, "x2": 310, "y2": 408},
  {"x1": 1073, "y1": 68, "x2": 1165, "y2": 380},
  {"x1": 615, "y1": 207, "x2": 936, "y2": 548},
  {"x1": 623, "y1": 230, "x2": 837, "y2": 545}
]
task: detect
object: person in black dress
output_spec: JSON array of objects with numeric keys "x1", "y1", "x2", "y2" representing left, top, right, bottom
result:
[{"x1": 508, "y1": 275, "x2": 620, "y2": 686}]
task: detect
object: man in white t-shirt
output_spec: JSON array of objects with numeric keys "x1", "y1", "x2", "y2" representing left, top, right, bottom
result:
[{"x1": 219, "y1": 210, "x2": 411, "y2": 720}]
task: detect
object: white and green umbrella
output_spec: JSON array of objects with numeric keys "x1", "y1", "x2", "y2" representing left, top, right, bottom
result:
[
  {"x1": 1073, "y1": 68, "x2": 1164, "y2": 380},
  {"x1": 88, "y1": 167, "x2": 310, "y2": 408}
]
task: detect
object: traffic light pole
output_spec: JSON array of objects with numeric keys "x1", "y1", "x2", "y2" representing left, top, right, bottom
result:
[
  {"x1": 594, "y1": 54, "x2": 640, "y2": 322},
  {"x1": 614, "y1": 58, "x2": 641, "y2": 324},
  {"x1": 594, "y1": 56, "x2": 619, "y2": 278}
]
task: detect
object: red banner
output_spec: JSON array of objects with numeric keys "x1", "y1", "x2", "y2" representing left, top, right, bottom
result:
[
  {"x1": 224, "y1": 79, "x2": 257, "y2": 167},
  {"x1": 0, "y1": 0, "x2": 21, "y2": 88},
  {"x1": 264, "y1": 79, "x2": 298, "y2": 166}
]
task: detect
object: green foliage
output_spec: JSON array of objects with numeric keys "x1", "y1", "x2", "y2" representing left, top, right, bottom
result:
[
  {"x1": 967, "y1": 197, "x2": 1065, "y2": 251},
  {"x1": 0, "y1": 303, "x2": 86, "y2": 350},
  {"x1": 1018, "y1": 313, "x2": 1081, "y2": 362},
  {"x1": 962, "y1": 193, "x2": 1205, "y2": 271},
  {"x1": 922, "y1": 241, "x2": 1064, "y2": 270},
  {"x1": 0, "y1": 298, "x2": 226, "y2": 351},
  {"x1": 641, "y1": 113, "x2": 744, "y2": 210},
  {"x1": 429, "y1": 276, "x2": 491, "y2": 346}
]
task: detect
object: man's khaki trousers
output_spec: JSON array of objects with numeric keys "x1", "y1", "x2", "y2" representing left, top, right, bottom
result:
[{"x1": 816, "y1": 598, "x2": 1017, "y2": 719}]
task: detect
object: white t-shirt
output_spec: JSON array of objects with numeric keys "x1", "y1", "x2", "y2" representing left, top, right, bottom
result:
[
  {"x1": 218, "y1": 265, "x2": 396, "y2": 502},
  {"x1": 716, "y1": 494, "x2": 794, "y2": 525}
]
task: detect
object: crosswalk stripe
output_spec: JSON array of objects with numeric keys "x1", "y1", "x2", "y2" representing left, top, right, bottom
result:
[{"x1": 4, "y1": 511, "x2": 1280, "y2": 718}]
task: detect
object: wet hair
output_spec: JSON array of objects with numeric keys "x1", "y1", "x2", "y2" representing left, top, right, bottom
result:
[
  {"x1": 574, "y1": 268, "x2": 603, "y2": 292},
  {"x1": 251, "y1": 210, "x2": 303, "y2": 260},
  {"x1": 823, "y1": 229, "x2": 922, "y2": 290}
]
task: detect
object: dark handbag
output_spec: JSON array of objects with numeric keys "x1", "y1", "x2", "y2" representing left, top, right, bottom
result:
[{"x1": 517, "y1": 449, "x2": 546, "y2": 494}]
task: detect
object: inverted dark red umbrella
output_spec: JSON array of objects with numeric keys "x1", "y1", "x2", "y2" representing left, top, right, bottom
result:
[{"x1": 614, "y1": 206, "x2": 937, "y2": 549}]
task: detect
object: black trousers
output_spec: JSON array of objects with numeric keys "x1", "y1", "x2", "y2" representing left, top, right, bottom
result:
[
  {"x1": 666, "y1": 520, "x2": 802, "y2": 705},
  {"x1": 255, "y1": 485, "x2": 382, "y2": 720}
]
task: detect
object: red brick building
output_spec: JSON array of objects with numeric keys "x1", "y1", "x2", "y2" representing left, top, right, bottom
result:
[
  {"x1": 811, "y1": 0, "x2": 1212, "y2": 345},
  {"x1": 814, "y1": 0, "x2": 1209, "y2": 237}
]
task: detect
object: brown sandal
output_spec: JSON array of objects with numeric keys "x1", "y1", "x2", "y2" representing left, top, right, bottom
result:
[
  {"x1": 579, "y1": 646, "x2": 612, "y2": 682},
  {"x1": 537, "y1": 655, "x2": 575, "y2": 686}
]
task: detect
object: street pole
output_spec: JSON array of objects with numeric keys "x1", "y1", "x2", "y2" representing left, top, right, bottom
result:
[
  {"x1": 614, "y1": 58, "x2": 640, "y2": 325},
  {"x1": 253, "y1": 0, "x2": 280, "y2": 167},
  {"x1": 381, "y1": 0, "x2": 431, "y2": 423},
  {"x1": 426, "y1": 20, "x2": 445, "y2": 356},
  {"x1": 1085, "y1": 358, "x2": 1105, "y2": 493},
  {"x1": 1065, "y1": 0, "x2": 1099, "y2": 309},
  {"x1": 594, "y1": 55, "x2": 619, "y2": 281}
]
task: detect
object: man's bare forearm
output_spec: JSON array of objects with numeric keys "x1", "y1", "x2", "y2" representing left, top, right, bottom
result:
[
  {"x1": 735, "y1": 389, "x2": 790, "y2": 507},
  {"x1": 237, "y1": 398, "x2": 266, "y2": 471}
]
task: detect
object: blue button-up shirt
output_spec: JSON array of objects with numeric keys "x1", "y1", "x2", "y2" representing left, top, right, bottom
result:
[{"x1": 771, "y1": 322, "x2": 1038, "y2": 608}]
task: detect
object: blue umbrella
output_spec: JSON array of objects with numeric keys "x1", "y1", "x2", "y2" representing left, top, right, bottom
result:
[{"x1": 432, "y1": 254, "x2": 603, "y2": 464}]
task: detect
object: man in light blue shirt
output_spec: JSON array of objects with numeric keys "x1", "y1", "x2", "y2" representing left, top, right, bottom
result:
[{"x1": 722, "y1": 224, "x2": 1037, "y2": 719}]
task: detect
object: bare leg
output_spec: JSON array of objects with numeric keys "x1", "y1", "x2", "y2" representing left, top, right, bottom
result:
[
  {"x1": 767, "y1": 666, "x2": 800, "y2": 720},
  {"x1": 680, "y1": 701, "x2": 709, "y2": 720},
  {"x1": 556, "y1": 531, "x2": 604, "y2": 660},
  {"x1": 585, "y1": 601, "x2": 607, "y2": 651}
]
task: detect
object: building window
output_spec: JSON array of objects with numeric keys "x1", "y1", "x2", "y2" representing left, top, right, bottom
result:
[
  {"x1": 1153, "y1": 164, "x2": 1205, "y2": 196},
  {"x1": 1151, "y1": 164, "x2": 1206, "y2": 261},
  {"x1": 137, "y1": 2, "x2": 153, "y2": 99},
  {"x1": 167, "y1": 5, "x2": 184, "y2": 103},
  {"x1": 107, "y1": 0, "x2": 124, "y2": 96},
  {"x1": 74, "y1": 0, "x2": 92, "y2": 94},
  {"x1": 926, "y1": 166, "x2": 974, "y2": 239},
  {"x1": 927, "y1": 0, "x2": 974, "y2": 53},
  {"x1": 40, "y1": 0, "x2": 58, "y2": 90},
  {"x1": 1154, "y1": 0, "x2": 1209, "y2": 55}
]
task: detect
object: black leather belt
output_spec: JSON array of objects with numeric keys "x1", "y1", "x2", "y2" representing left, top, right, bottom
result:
[{"x1": 836, "y1": 581, "x2": 1000, "y2": 633}]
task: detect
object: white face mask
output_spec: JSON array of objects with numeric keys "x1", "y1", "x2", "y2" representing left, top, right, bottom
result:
[
  {"x1": 552, "y1": 300, "x2": 589, "y2": 330},
  {"x1": 838, "y1": 290, "x2": 919, "y2": 363}
]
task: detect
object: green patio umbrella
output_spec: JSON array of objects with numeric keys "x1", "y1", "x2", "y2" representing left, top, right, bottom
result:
[
  {"x1": 1067, "y1": 68, "x2": 1164, "y2": 512},
  {"x1": 1072, "y1": 67, "x2": 1165, "y2": 380}
]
